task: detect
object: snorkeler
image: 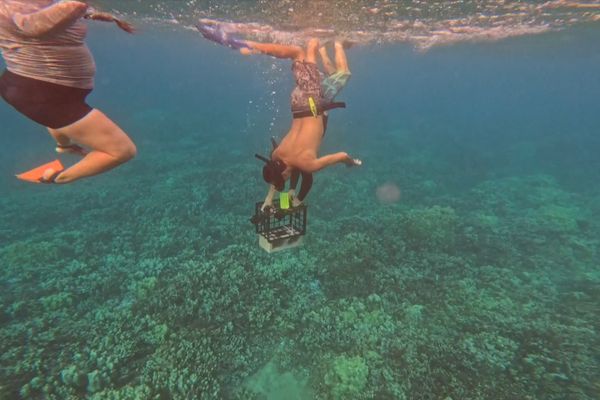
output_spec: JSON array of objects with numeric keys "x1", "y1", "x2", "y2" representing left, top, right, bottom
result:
[
  {"x1": 197, "y1": 22, "x2": 361, "y2": 211},
  {"x1": 0, "y1": 1, "x2": 137, "y2": 184},
  {"x1": 253, "y1": 41, "x2": 361, "y2": 210}
]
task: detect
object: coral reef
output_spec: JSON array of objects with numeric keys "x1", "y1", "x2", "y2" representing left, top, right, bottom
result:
[
  {"x1": 1, "y1": 150, "x2": 597, "y2": 399},
  {"x1": 1, "y1": 29, "x2": 599, "y2": 400}
]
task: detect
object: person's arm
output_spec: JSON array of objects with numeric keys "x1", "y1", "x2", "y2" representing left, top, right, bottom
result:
[
  {"x1": 289, "y1": 169, "x2": 300, "y2": 189},
  {"x1": 296, "y1": 152, "x2": 362, "y2": 173},
  {"x1": 242, "y1": 41, "x2": 304, "y2": 59},
  {"x1": 294, "y1": 172, "x2": 313, "y2": 206},
  {"x1": 84, "y1": 10, "x2": 135, "y2": 33},
  {"x1": 260, "y1": 185, "x2": 278, "y2": 211},
  {"x1": 289, "y1": 169, "x2": 300, "y2": 193},
  {"x1": 12, "y1": 1, "x2": 88, "y2": 38}
]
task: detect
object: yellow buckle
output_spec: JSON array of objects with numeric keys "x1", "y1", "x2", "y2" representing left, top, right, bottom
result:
[{"x1": 308, "y1": 97, "x2": 318, "y2": 117}]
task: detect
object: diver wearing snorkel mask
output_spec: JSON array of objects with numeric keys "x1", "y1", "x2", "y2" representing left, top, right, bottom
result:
[
  {"x1": 194, "y1": 24, "x2": 361, "y2": 212},
  {"x1": 256, "y1": 152, "x2": 287, "y2": 192},
  {"x1": 245, "y1": 38, "x2": 362, "y2": 213},
  {"x1": 255, "y1": 142, "x2": 312, "y2": 210}
]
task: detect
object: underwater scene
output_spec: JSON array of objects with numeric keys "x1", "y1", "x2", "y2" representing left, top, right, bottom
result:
[{"x1": 1, "y1": 1, "x2": 599, "y2": 399}]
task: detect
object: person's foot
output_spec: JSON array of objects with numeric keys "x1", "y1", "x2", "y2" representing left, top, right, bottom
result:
[
  {"x1": 56, "y1": 143, "x2": 88, "y2": 156},
  {"x1": 251, "y1": 209, "x2": 270, "y2": 225},
  {"x1": 240, "y1": 47, "x2": 259, "y2": 55},
  {"x1": 40, "y1": 168, "x2": 61, "y2": 183},
  {"x1": 307, "y1": 38, "x2": 320, "y2": 51},
  {"x1": 338, "y1": 38, "x2": 357, "y2": 49},
  {"x1": 345, "y1": 158, "x2": 362, "y2": 167}
]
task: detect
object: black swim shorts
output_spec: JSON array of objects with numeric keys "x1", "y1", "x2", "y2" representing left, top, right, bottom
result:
[{"x1": 0, "y1": 70, "x2": 93, "y2": 129}]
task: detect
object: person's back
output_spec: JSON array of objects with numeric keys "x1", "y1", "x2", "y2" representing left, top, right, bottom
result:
[
  {"x1": 273, "y1": 116, "x2": 324, "y2": 170},
  {"x1": 0, "y1": 0, "x2": 95, "y2": 89},
  {"x1": 271, "y1": 43, "x2": 327, "y2": 167}
]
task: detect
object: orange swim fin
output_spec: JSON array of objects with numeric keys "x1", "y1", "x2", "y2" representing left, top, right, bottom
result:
[{"x1": 16, "y1": 160, "x2": 64, "y2": 183}]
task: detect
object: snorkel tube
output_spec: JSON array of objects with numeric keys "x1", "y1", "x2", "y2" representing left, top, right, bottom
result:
[{"x1": 255, "y1": 154, "x2": 270, "y2": 163}]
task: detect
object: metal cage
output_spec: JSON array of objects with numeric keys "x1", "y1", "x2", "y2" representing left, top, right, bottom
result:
[{"x1": 254, "y1": 202, "x2": 307, "y2": 243}]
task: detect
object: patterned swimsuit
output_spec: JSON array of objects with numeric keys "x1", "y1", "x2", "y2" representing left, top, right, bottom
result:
[{"x1": 290, "y1": 60, "x2": 323, "y2": 113}]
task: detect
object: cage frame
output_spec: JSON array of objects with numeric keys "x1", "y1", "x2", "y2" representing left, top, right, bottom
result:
[{"x1": 254, "y1": 201, "x2": 307, "y2": 244}]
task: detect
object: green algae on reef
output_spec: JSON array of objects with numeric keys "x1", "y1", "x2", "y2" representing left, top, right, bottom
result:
[{"x1": 1, "y1": 149, "x2": 598, "y2": 399}]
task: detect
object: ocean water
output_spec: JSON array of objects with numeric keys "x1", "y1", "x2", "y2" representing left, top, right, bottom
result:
[{"x1": 1, "y1": 1, "x2": 599, "y2": 399}]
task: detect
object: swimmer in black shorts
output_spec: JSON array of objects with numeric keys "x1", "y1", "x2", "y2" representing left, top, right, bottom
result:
[{"x1": 0, "y1": 1, "x2": 136, "y2": 184}]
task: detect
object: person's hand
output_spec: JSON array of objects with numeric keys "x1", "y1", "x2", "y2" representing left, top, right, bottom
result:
[
  {"x1": 115, "y1": 18, "x2": 135, "y2": 34},
  {"x1": 84, "y1": 11, "x2": 135, "y2": 34},
  {"x1": 56, "y1": 143, "x2": 88, "y2": 156},
  {"x1": 260, "y1": 200, "x2": 272, "y2": 212},
  {"x1": 252, "y1": 202, "x2": 273, "y2": 224},
  {"x1": 240, "y1": 47, "x2": 258, "y2": 55},
  {"x1": 287, "y1": 188, "x2": 303, "y2": 207}
]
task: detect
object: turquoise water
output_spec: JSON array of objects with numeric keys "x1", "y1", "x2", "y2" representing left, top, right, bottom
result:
[{"x1": 1, "y1": 6, "x2": 600, "y2": 400}]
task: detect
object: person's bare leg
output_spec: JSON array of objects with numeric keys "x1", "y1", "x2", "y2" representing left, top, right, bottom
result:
[
  {"x1": 241, "y1": 38, "x2": 320, "y2": 63},
  {"x1": 241, "y1": 41, "x2": 305, "y2": 60},
  {"x1": 47, "y1": 128, "x2": 88, "y2": 156},
  {"x1": 333, "y1": 41, "x2": 350, "y2": 72},
  {"x1": 305, "y1": 38, "x2": 319, "y2": 64},
  {"x1": 47, "y1": 128, "x2": 70, "y2": 147},
  {"x1": 43, "y1": 109, "x2": 136, "y2": 183},
  {"x1": 319, "y1": 45, "x2": 336, "y2": 75}
]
